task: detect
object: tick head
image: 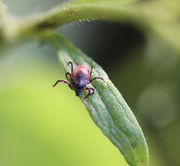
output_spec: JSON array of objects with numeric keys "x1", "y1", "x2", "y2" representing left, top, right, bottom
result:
[{"x1": 75, "y1": 88, "x2": 82, "y2": 96}]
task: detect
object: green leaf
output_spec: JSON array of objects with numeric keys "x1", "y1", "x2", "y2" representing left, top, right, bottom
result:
[{"x1": 44, "y1": 32, "x2": 149, "y2": 166}]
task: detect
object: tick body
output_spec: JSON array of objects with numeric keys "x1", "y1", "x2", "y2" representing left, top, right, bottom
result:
[{"x1": 53, "y1": 61, "x2": 104, "y2": 99}]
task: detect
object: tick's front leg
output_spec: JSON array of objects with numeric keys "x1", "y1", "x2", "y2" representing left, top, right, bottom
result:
[
  {"x1": 53, "y1": 80, "x2": 74, "y2": 90},
  {"x1": 65, "y1": 72, "x2": 73, "y2": 81},
  {"x1": 67, "y1": 61, "x2": 74, "y2": 77}
]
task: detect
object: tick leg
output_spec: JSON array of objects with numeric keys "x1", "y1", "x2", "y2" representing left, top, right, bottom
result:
[
  {"x1": 90, "y1": 61, "x2": 94, "y2": 77},
  {"x1": 65, "y1": 72, "x2": 73, "y2": 81},
  {"x1": 88, "y1": 77, "x2": 104, "y2": 84},
  {"x1": 84, "y1": 87, "x2": 95, "y2": 99},
  {"x1": 53, "y1": 80, "x2": 74, "y2": 90},
  {"x1": 67, "y1": 61, "x2": 74, "y2": 77}
]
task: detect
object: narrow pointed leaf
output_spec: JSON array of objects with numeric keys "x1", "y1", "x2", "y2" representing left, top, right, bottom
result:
[{"x1": 44, "y1": 32, "x2": 149, "y2": 166}]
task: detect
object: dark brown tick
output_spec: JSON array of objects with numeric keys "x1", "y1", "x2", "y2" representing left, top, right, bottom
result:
[{"x1": 53, "y1": 61, "x2": 104, "y2": 99}]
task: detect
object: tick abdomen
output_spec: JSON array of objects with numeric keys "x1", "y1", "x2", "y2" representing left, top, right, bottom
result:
[{"x1": 73, "y1": 65, "x2": 90, "y2": 78}]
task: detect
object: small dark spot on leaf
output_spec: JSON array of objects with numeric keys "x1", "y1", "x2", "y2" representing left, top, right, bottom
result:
[
  {"x1": 131, "y1": 142, "x2": 137, "y2": 148},
  {"x1": 36, "y1": 22, "x2": 57, "y2": 30},
  {"x1": 65, "y1": 9, "x2": 81, "y2": 16}
]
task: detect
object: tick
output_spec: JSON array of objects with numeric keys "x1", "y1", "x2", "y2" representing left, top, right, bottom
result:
[{"x1": 53, "y1": 61, "x2": 104, "y2": 99}]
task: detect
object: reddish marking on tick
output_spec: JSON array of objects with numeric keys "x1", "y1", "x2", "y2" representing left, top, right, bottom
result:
[
  {"x1": 53, "y1": 61, "x2": 104, "y2": 99},
  {"x1": 73, "y1": 65, "x2": 90, "y2": 80}
]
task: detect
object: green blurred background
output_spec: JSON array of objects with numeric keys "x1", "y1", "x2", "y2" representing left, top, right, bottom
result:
[{"x1": 0, "y1": 0, "x2": 180, "y2": 166}]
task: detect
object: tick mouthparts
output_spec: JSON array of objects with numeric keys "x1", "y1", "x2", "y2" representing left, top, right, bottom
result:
[{"x1": 76, "y1": 88, "x2": 82, "y2": 96}]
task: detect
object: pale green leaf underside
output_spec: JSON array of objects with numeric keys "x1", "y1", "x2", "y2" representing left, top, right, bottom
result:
[{"x1": 44, "y1": 32, "x2": 149, "y2": 166}]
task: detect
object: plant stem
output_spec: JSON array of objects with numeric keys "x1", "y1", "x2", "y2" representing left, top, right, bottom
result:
[{"x1": 0, "y1": 0, "x2": 149, "y2": 42}]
